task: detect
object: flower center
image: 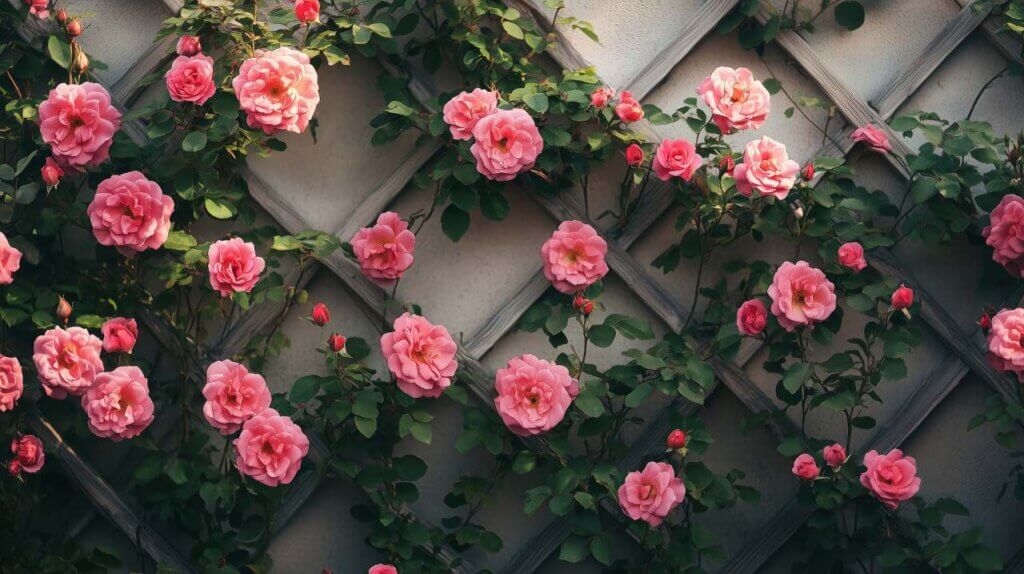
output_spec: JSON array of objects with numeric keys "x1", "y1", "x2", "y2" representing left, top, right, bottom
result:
[
  {"x1": 639, "y1": 483, "x2": 656, "y2": 500},
  {"x1": 58, "y1": 344, "x2": 79, "y2": 368},
  {"x1": 730, "y1": 82, "x2": 750, "y2": 103},
  {"x1": 69, "y1": 115, "x2": 86, "y2": 129},
  {"x1": 266, "y1": 78, "x2": 288, "y2": 99},
  {"x1": 563, "y1": 248, "x2": 581, "y2": 265}
]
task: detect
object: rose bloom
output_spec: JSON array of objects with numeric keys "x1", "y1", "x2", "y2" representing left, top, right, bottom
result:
[
  {"x1": 442, "y1": 88, "x2": 498, "y2": 141},
  {"x1": 88, "y1": 171, "x2": 174, "y2": 256},
  {"x1": 891, "y1": 284, "x2": 913, "y2": 310},
  {"x1": 615, "y1": 90, "x2": 644, "y2": 123},
  {"x1": 232, "y1": 47, "x2": 320, "y2": 134},
  {"x1": 41, "y1": 157, "x2": 64, "y2": 187},
  {"x1": 617, "y1": 461, "x2": 685, "y2": 527},
  {"x1": 0, "y1": 355, "x2": 24, "y2": 412},
  {"x1": 733, "y1": 136, "x2": 800, "y2": 200},
  {"x1": 165, "y1": 55, "x2": 216, "y2": 105},
  {"x1": 101, "y1": 317, "x2": 138, "y2": 354},
  {"x1": 81, "y1": 366, "x2": 155, "y2": 441},
  {"x1": 25, "y1": 0, "x2": 48, "y2": 18},
  {"x1": 986, "y1": 308, "x2": 1024, "y2": 378},
  {"x1": 792, "y1": 453, "x2": 820, "y2": 480},
  {"x1": 234, "y1": 408, "x2": 309, "y2": 487},
  {"x1": 540, "y1": 220, "x2": 609, "y2": 294},
  {"x1": 202, "y1": 359, "x2": 272, "y2": 434},
  {"x1": 368, "y1": 565, "x2": 397, "y2": 574},
  {"x1": 176, "y1": 35, "x2": 201, "y2": 56},
  {"x1": 768, "y1": 261, "x2": 837, "y2": 331},
  {"x1": 590, "y1": 86, "x2": 614, "y2": 109},
  {"x1": 860, "y1": 449, "x2": 920, "y2": 509},
  {"x1": 351, "y1": 211, "x2": 416, "y2": 285},
  {"x1": 696, "y1": 66, "x2": 771, "y2": 133},
  {"x1": 380, "y1": 313, "x2": 458, "y2": 399},
  {"x1": 494, "y1": 354, "x2": 579, "y2": 436},
  {"x1": 11, "y1": 435, "x2": 44, "y2": 473},
  {"x1": 837, "y1": 242, "x2": 867, "y2": 272},
  {"x1": 983, "y1": 194, "x2": 1024, "y2": 277},
  {"x1": 33, "y1": 326, "x2": 103, "y2": 399},
  {"x1": 851, "y1": 124, "x2": 892, "y2": 153},
  {"x1": 625, "y1": 143, "x2": 644, "y2": 167},
  {"x1": 823, "y1": 443, "x2": 847, "y2": 469},
  {"x1": 38, "y1": 82, "x2": 121, "y2": 170},
  {"x1": 0, "y1": 232, "x2": 22, "y2": 285},
  {"x1": 736, "y1": 299, "x2": 767, "y2": 336},
  {"x1": 470, "y1": 108, "x2": 544, "y2": 181},
  {"x1": 295, "y1": 0, "x2": 319, "y2": 23},
  {"x1": 208, "y1": 238, "x2": 266, "y2": 296},
  {"x1": 652, "y1": 138, "x2": 702, "y2": 182}
]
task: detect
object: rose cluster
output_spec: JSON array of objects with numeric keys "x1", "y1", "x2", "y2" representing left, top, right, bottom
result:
[{"x1": 442, "y1": 89, "x2": 544, "y2": 181}]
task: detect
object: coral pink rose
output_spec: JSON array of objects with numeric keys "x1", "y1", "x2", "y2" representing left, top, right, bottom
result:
[
  {"x1": 11, "y1": 435, "x2": 44, "y2": 473},
  {"x1": 540, "y1": 220, "x2": 609, "y2": 294},
  {"x1": 615, "y1": 90, "x2": 644, "y2": 123},
  {"x1": 851, "y1": 124, "x2": 891, "y2": 153},
  {"x1": 232, "y1": 47, "x2": 320, "y2": 134},
  {"x1": 590, "y1": 86, "x2": 614, "y2": 109},
  {"x1": 470, "y1": 108, "x2": 544, "y2": 181},
  {"x1": 165, "y1": 54, "x2": 216, "y2": 105},
  {"x1": 733, "y1": 136, "x2": 800, "y2": 200},
  {"x1": 295, "y1": 0, "x2": 319, "y2": 23},
  {"x1": 208, "y1": 238, "x2": 266, "y2": 296},
  {"x1": 986, "y1": 307, "x2": 1024, "y2": 378},
  {"x1": 652, "y1": 138, "x2": 702, "y2": 182},
  {"x1": 176, "y1": 35, "x2": 201, "y2": 56},
  {"x1": 823, "y1": 443, "x2": 847, "y2": 469},
  {"x1": 81, "y1": 366, "x2": 155, "y2": 441},
  {"x1": 368, "y1": 565, "x2": 397, "y2": 574},
  {"x1": 494, "y1": 354, "x2": 579, "y2": 436},
  {"x1": 202, "y1": 360, "x2": 272, "y2": 434},
  {"x1": 696, "y1": 66, "x2": 771, "y2": 133},
  {"x1": 891, "y1": 284, "x2": 913, "y2": 311},
  {"x1": 0, "y1": 232, "x2": 22, "y2": 285},
  {"x1": 24, "y1": 0, "x2": 48, "y2": 19},
  {"x1": 792, "y1": 453, "x2": 819, "y2": 480},
  {"x1": 768, "y1": 261, "x2": 836, "y2": 331},
  {"x1": 736, "y1": 299, "x2": 767, "y2": 336},
  {"x1": 380, "y1": 313, "x2": 458, "y2": 399},
  {"x1": 625, "y1": 143, "x2": 644, "y2": 167},
  {"x1": 617, "y1": 461, "x2": 685, "y2": 527},
  {"x1": 88, "y1": 171, "x2": 174, "y2": 255},
  {"x1": 351, "y1": 211, "x2": 415, "y2": 285},
  {"x1": 234, "y1": 408, "x2": 309, "y2": 487},
  {"x1": 0, "y1": 355, "x2": 23, "y2": 412},
  {"x1": 41, "y1": 157, "x2": 64, "y2": 187},
  {"x1": 442, "y1": 88, "x2": 498, "y2": 141},
  {"x1": 838, "y1": 242, "x2": 867, "y2": 272},
  {"x1": 33, "y1": 326, "x2": 103, "y2": 399},
  {"x1": 101, "y1": 317, "x2": 138, "y2": 354},
  {"x1": 38, "y1": 82, "x2": 121, "y2": 170},
  {"x1": 859, "y1": 449, "x2": 920, "y2": 509},
  {"x1": 983, "y1": 194, "x2": 1024, "y2": 277}
]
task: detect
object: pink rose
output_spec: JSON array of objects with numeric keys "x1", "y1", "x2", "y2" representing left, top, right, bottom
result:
[
  {"x1": 470, "y1": 108, "x2": 544, "y2": 181},
  {"x1": 837, "y1": 242, "x2": 867, "y2": 272},
  {"x1": 0, "y1": 232, "x2": 22, "y2": 285},
  {"x1": 891, "y1": 284, "x2": 913, "y2": 311},
  {"x1": 232, "y1": 47, "x2": 320, "y2": 134},
  {"x1": 986, "y1": 307, "x2": 1024, "y2": 378},
  {"x1": 494, "y1": 354, "x2": 579, "y2": 436},
  {"x1": 81, "y1": 366, "x2": 155, "y2": 441},
  {"x1": 792, "y1": 453, "x2": 820, "y2": 480},
  {"x1": 652, "y1": 138, "x2": 702, "y2": 182},
  {"x1": 88, "y1": 171, "x2": 174, "y2": 256},
  {"x1": 24, "y1": 0, "x2": 48, "y2": 18},
  {"x1": 851, "y1": 124, "x2": 891, "y2": 153},
  {"x1": 625, "y1": 143, "x2": 644, "y2": 167},
  {"x1": 41, "y1": 157, "x2": 64, "y2": 187},
  {"x1": 590, "y1": 86, "x2": 615, "y2": 109},
  {"x1": 768, "y1": 261, "x2": 837, "y2": 331},
  {"x1": 380, "y1": 313, "x2": 458, "y2": 399},
  {"x1": 38, "y1": 82, "x2": 120, "y2": 170},
  {"x1": 983, "y1": 194, "x2": 1024, "y2": 277},
  {"x1": 176, "y1": 35, "x2": 202, "y2": 56},
  {"x1": 615, "y1": 91, "x2": 644, "y2": 123},
  {"x1": 165, "y1": 55, "x2": 216, "y2": 105},
  {"x1": 101, "y1": 317, "x2": 138, "y2": 354},
  {"x1": 202, "y1": 360, "x2": 272, "y2": 434},
  {"x1": 0, "y1": 355, "x2": 24, "y2": 412},
  {"x1": 11, "y1": 435, "x2": 44, "y2": 473},
  {"x1": 368, "y1": 565, "x2": 397, "y2": 574},
  {"x1": 860, "y1": 449, "x2": 920, "y2": 509},
  {"x1": 295, "y1": 0, "x2": 319, "y2": 23},
  {"x1": 696, "y1": 66, "x2": 771, "y2": 133},
  {"x1": 736, "y1": 299, "x2": 767, "y2": 336},
  {"x1": 617, "y1": 461, "x2": 685, "y2": 527},
  {"x1": 234, "y1": 408, "x2": 309, "y2": 487},
  {"x1": 208, "y1": 238, "x2": 266, "y2": 297},
  {"x1": 540, "y1": 220, "x2": 609, "y2": 294},
  {"x1": 33, "y1": 326, "x2": 103, "y2": 399},
  {"x1": 823, "y1": 443, "x2": 847, "y2": 469},
  {"x1": 733, "y1": 136, "x2": 800, "y2": 200},
  {"x1": 351, "y1": 211, "x2": 415, "y2": 285},
  {"x1": 442, "y1": 88, "x2": 498, "y2": 141}
]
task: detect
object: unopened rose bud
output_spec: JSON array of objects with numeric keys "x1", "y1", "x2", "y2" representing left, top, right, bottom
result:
[
  {"x1": 802, "y1": 162, "x2": 815, "y2": 181},
  {"x1": 719, "y1": 155, "x2": 735, "y2": 175},
  {"x1": 666, "y1": 429, "x2": 687, "y2": 450},
  {"x1": 295, "y1": 0, "x2": 320, "y2": 23},
  {"x1": 822, "y1": 443, "x2": 846, "y2": 470},
  {"x1": 56, "y1": 296, "x2": 72, "y2": 323},
  {"x1": 66, "y1": 19, "x2": 82, "y2": 38},
  {"x1": 583, "y1": 300, "x2": 594, "y2": 315},
  {"x1": 176, "y1": 35, "x2": 202, "y2": 57},
  {"x1": 72, "y1": 49, "x2": 88, "y2": 73},
  {"x1": 891, "y1": 284, "x2": 913, "y2": 312},
  {"x1": 55, "y1": 8, "x2": 67, "y2": 23},
  {"x1": 7, "y1": 459, "x2": 20, "y2": 477},
  {"x1": 573, "y1": 293, "x2": 585, "y2": 310},
  {"x1": 328, "y1": 333, "x2": 346, "y2": 353},
  {"x1": 979, "y1": 312, "x2": 991, "y2": 332},
  {"x1": 625, "y1": 143, "x2": 644, "y2": 167},
  {"x1": 311, "y1": 302, "x2": 330, "y2": 326},
  {"x1": 41, "y1": 157, "x2": 63, "y2": 187}
]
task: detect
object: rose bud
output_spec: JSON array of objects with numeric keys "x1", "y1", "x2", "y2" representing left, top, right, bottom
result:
[
  {"x1": 56, "y1": 8, "x2": 67, "y2": 23},
  {"x1": 41, "y1": 157, "x2": 64, "y2": 187},
  {"x1": 666, "y1": 429, "x2": 687, "y2": 450},
  {"x1": 719, "y1": 155, "x2": 735, "y2": 175},
  {"x1": 590, "y1": 86, "x2": 614, "y2": 109},
  {"x1": 73, "y1": 49, "x2": 89, "y2": 72},
  {"x1": 979, "y1": 312, "x2": 991, "y2": 332},
  {"x1": 311, "y1": 302, "x2": 330, "y2": 326},
  {"x1": 11, "y1": 435, "x2": 43, "y2": 473},
  {"x1": 295, "y1": 0, "x2": 319, "y2": 23},
  {"x1": 7, "y1": 459, "x2": 20, "y2": 477},
  {"x1": 67, "y1": 19, "x2": 82, "y2": 38},
  {"x1": 625, "y1": 144, "x2": 644, "y2": 167},
  {"x1": 582, "y1": 300, "x2": 594, "y2": 316},
  {"x1": 802, "y1": 162, "x2": 815, "y2": 181},
  {"x1": 822, "y1": 443, "x2": 846, "y2": 470},
  {"x1": 573, "y1": 293, "x2": 585, "y2": 310},
  {"x1": 891, "y1": 284, "x2": 913, "y2": 311},
  {"x1": 791, "y1": 453, "x2": 819, "y2": 481},
  {"x1": 176, "y1": 35, "x2": 202, "y2": 57},
  {"x1": 614, "y1": 91, "x2": 644, "y2": 123},
  {"x1": 328, "y1": 333, "x2": 346, "y2": 353},
  {"x1": 56, "y1": 296, "x2": 72, "y2": 323}
]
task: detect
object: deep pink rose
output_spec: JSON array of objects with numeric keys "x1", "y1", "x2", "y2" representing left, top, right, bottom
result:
[
  {"x1": 734, "y1": 136, "x2": 800, "y2": 200},
  {"x1": 24, "y1": 0, "x2": 48, "y2": 18},
  {"x1": 470, "y1": 108, "x2": 544, "y2": 181},
  {"x1": 368, "y1": 565, "x2": 397, "y2": 574},
  {"x1": 208, "y1": 238, "x2": 266, "y2": 296},
  {"x1": 380, "y1": 313, "x2": 458, "y2": 399},
  {"x1": 41, "y1": 157, "x2": 64, "y2": 187},
  {"x1": 617, "y1": 461, "x2": 685, "y2": 527},
  {"x1": 234, "y1": 408, "x2": 309, "y2": 487},
  {"x1": 11, "y1": 435, "x2": 44, "y2": 473},
  {"x1": 165, "y1": 55, "x2": 216, "y2": 105},
  {"x1": 986, "y1": 307, "x2": 1024, "y2": 378},
  {"x1": 860, "y1": 449, "x2": 920, "y2": 509},
  {"x1": 295, "y1": 0, "x2": 319, "y2": 23},
  {"x1": 792, "y1": 453, "x2": 820, "y2": 480},
  {"x1": 590, "y1": 86, "x2": 615, "y2": 109},
  {"x1": 33, "y1": 326, "x2": 103, "y2": 399},
  {"x1": 851, "y1": 124, "x2": 891, "y2": 153},
  {"x1": 625, "y1": 143, "x2": 644, "y2": 167},
  {"x1": 891, "y1": 284, "x2": 913, "y2": 311},
  {"x1": 0, "y1": 355, "x2": 24, "y2": 412},
  {"x1": 983, "y1": 194, "x2": 1024, "y2": 277},
  {"x1": 442, "y1": 88, "x2": 498, "y2": 141},
  {"x1": 38, "y1": 82, "x2": 120, "y2": 170},
  {"x1": 88, "y1": 171, "x2": 174, "y2": 256},
  {"x1": 615, "y1": 91, "x2": 644, "y2": 123},
  {"x1": 202, "y1": 360, "x2": 272, "y2": 434},
  {"x1": 736, "y1": 299, "x2": 767, "y2": 336},
  {"x1": 652, "y1": 138, "x2": 702, "y2": 182},
  {"x1": 0, "y1": 232, "x2": 22, "y2": 285},
  {"x1": 81, "y1": 366, "x2": 155, "y2": 441},
  {"x1": 696, "y1": 66, "x2": 771, "y2": 133},
  {"x1": 838, "y1": 242, "x2": 867, "y2": 272},
  {"x1": 176, "y1": 35, "x2": 202, "y2": 56},
  {"x1": 540, "y1": 220, "x2": 609, "y2": 294},
  {"x1": 101, "y1": 317, "x2": 138, "y2": 354},
  {"x1": 232, "y1": 47, "x2": 320, "y2": 134},
  {"x1": 768, "y1": 261, "x2": 836, "y2": 331},
  {"x1": 494, "y1": 354, "x2": 579, "y2": 436},
  {"x1": 351, "y1": 211, "x2": 415, "y2": 285},
  {"x1": 823, "y1": 443, "x2": 847, "y2": 469}
]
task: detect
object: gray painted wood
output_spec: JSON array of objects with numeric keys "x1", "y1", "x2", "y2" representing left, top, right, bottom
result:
[
  {"x1": 955, "y1": 0, "x2": 1024, "y2": 67},
  {"x1": 109, "y1": 34, "x2": 176, "y2": 107}
]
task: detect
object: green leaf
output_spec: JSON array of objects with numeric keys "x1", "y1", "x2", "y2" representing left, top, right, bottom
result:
[
  {"x1": 834, "y1": 1, "x2": 865, "y2": 30},
  {"x1": 181, "y1": 131, "x2": 208, "y2": 152},
  {"x1": 502, "y1": 20, "x2": 524, "y2": 39},
  {"x1": 524, "y1": 486, "x2": 551, "y2": 515},
  {"x1": 441, "y1": 204, "x2": 470, "y2": 241},
  {"x1": 590, "y1": 534, "x2": 613, "y2": 565},
  {"x1": 575, "y1": 393, "x2": 605, "y2": 417},
  {"x1": 588, "y1": 324, "x2": 616, "y2": 347},
  {"x1": 367, "y1": 22, "x2": 392, "y2": 38},
  {"x1": 393, "y1": 455, "x2": 427, "y2": 481},
  {"x1": 624, "y1": 383, "x2": 653, "y2": 407},
  {"x1": 354, "y1": 415, "x2": 377, "y2": 438},
  {"x1": 523, "y1": 93, "x2": 549, "y2": 114},
  {"x1": 782, "y1": 362, "x2": 812, "y2": 394},
  {"x1": 605, "y1": 314, "x2": 654, "y2": 339},
  {"x1": 271, "y1": 235, "x2": 303, "y2": 251},
  {"x1": 453, "y1": 163, "x2": 480, "y2": 185},
  {"x1": 47, "y1": 36, "x2": 72, "y2": 68},
  {"x1": 289, "y1": 375, "x2": 323, "y2": 403},
  {"x1": 559, "y1": 535, "x2": 589, "y2": 563},
  {"x1": 163, "y1": 230, "x2": 197, "y2": 252},
  {"x1": 963, "y1": 546, "x2": 1003, "y2": 572},
  {"x1": 204, "y1": 198, "x2": 236, "y2": 219}
]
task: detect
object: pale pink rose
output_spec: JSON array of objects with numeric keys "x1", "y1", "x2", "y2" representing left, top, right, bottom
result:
[
  {"x1": 0, "y1": 355, "x2": 24, "y2": 412},
  {"x1": 380, "y1": 313, "x2": 458, "y2": 399},
  {"x1": 81, "y1": 366, "x2": 155, "y2": 441},
  {"x1": 234, "y1": 408, "x2": 309, "y2": 487},
  {"x1": 540, "y1": 220, "x2": 609, "y2": 294},
  {"x1": 768, "y1": 261, "x2": 837, "y2": 331},
  {"x1": 851, "y1": 124, "x2": 891, "y2": 153},
  {"x1": 736, "y1": 299, "x2": 767, "y2": 336},
  {"x1": 733, "y1": 136, "x2": 800, "y2": 200},
  {"x1": 38, "y1": 82, "x2": 121, "y2": 170},
  {"x1": 351, "y1": 211, "x2": 415, "y2": 285},
  {"x1": 615, "y1": 91, "x2": 644, "y2": 123},
  {"x1": 101, "y1": 317, "x2": 138, "y2": 354},
  {"x1": 792, "y1": 453, "x2": 819, "y2": 480},
  {"x1": 837, "y1": 242, "x2": 867, "y2": 272},
  {"x1": 494, "y1": 354, "x2": 579, "y2": 436},
  {"x1": 983, "y1": 195, "x2": 1024, "y2": 277},
  {"x1": 24, "y1": 0, "x2": 48, "y2": 18},
  {"x1": 295, "y1": 0, "x2": 319, "y2": 23},
  {"x1": 442, "y1": 88, "x2": 498, "y2": 140},
  {"x1": 986, "y1": 308, "x2": 1024, "y2": 378},
  {"x1": 860, "y1": 449, "x2": 920, "y2": 509},
  {"x1": 696, "y1": 66, "x2": 771, "y2": 133},
  {"x1": 88, "y1": 172, "x2": 174, "y2": 256},
  {"x1": 0, "y1": 232, "x2": 22, "y2": 285},
  {"x1": 41, "y1": 157, "x2": 64, "y2": 187},
  {"x1": 11, "y1": 435, "x2": 44, "y2": 473},
  {"x1": 176, "y1": 35, "x2": 202, "y2": 57},
  {"x1": 617, "y1": 461, "x2": 685, "y2": 527},
  {"x1": 470, "y1": 108, "x2": 544, "y2": 181},
  {"x1": 165, "y1": 55, "x2": 216, "y2": 105},
  {"x1": 202, "y1": 360, "x2": 272, "y2": 434},
  {"x1": 590, "y1": 86, "x2": 615, "y2": 109},
  {"x1": 368, "y1": 565, "x2": 397, "y2": 574},
  {"x1": 823, "y1": 443, "x2": 847, "y2": 469},
  {"x1": 208, "y1": 238, "x2": 266, "y2": 297},
  {"x1": 232, "y1": 47, "x2": 320, "y2": 134},
  {"x1": 33, "y1": 326, "x2": 103, "y2": 399},
  {"x1": 652, "y1": 138, "x2": 702, "y2": 182}
]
